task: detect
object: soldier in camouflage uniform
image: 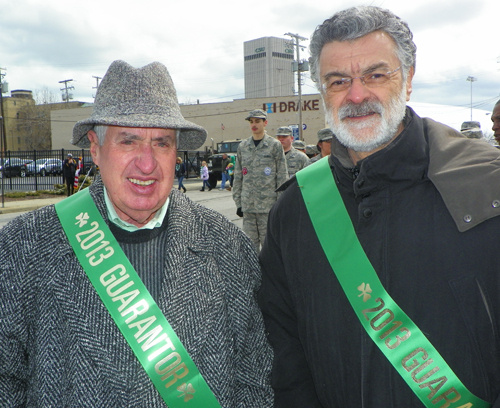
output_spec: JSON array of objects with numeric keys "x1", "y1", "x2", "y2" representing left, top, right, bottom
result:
[
  {"x1": 276, "y1": 126, "x2": 309, "y2": 177},
  {"x1": 460, "y1": 121, "x2": 483, "y2": 139},
  {"x1": 306, "y1": 128, "x2": 334, "y2": 166},
  {"x1": 233, "y1": 109, "x2": 287, "y2": 252},
  {"x1": 292, "y1": 139, "x2": 307, "y2": 154},
  {"x1": 305, "y1": 144, "x2": 320, "y2": 158}
]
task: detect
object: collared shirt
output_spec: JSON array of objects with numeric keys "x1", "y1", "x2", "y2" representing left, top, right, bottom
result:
[{"x1": 103, "y1": 186, "x2": 169, "y2": 232}]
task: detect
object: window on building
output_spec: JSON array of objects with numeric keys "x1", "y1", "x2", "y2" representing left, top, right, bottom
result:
[
  {"x1": 244, "y1": 52, "x2": 267, "y2": 61},
  {"x1": 272, "y1": 52, "x2": 294, "y2": 60}
]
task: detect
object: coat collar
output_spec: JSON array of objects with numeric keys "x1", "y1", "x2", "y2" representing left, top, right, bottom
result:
[
  {"x1": 244, "y1": 132, "x2": 272, "y2": 149},
  {"x1": 425, "y1": 118, "x2": 500, "y2": 231},
  {"x1": 330, "y1": 106, "x2": 500, "y2": 232}
]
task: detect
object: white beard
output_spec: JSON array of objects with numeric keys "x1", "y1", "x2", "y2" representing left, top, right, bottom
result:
[{"x1": 325, "y1": 84, "x2": 408, "y2": 152}]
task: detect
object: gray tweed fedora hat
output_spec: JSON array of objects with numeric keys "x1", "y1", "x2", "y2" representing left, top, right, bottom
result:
[{"x1": 72, "y1": 60, "x2": 207, "y2": 150}]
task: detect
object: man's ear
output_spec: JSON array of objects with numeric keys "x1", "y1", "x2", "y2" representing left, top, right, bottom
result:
[
  {"x1": 405, "y1": 66, "x2": 415, "y2": 102},
  {"x1": 88, "y1": 130, "x2": 100, "y2": 166}
]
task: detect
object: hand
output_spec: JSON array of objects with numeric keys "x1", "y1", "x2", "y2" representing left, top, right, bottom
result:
[{"x1": 236, "y1": 207, "x2": 243, "y2": 217}]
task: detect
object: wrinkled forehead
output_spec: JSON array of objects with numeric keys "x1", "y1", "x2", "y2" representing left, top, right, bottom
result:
[{"x1": 319, "y1": 31, "x2": 400, "y2": 76}]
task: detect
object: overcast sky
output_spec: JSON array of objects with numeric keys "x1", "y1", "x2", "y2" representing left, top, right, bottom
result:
[{"x1": 1, "y1": 0, "x2": 499, "y2": 120}]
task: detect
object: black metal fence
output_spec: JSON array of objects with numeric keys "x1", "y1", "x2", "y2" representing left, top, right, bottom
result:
[{"x1": 0, "y1": 149, "x2": 203, "y2": 193}]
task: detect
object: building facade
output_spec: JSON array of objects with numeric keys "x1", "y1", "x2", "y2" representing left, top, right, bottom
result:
[
  {"x1": 1, "y1": 90, "x2": 35, "y2": 151},
  {"x1": 1, "y1": 89, "x2": 85, "y2": 151},
  {"x1": 51, "y1": 93, "x2": 327, "y2": 151},
  {"x1": 244, "y1": 37, "x2": 295, "y2": 99}
]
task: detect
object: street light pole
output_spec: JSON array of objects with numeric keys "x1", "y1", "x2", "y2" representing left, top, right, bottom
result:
[{"x1": 466, "y1": 76, "x2": 477, "y2": 121}]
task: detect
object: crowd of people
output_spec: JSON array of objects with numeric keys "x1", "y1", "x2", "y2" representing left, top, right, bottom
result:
[{"x1": 2, "y1": 5, "x2": 500, "y2": 408}]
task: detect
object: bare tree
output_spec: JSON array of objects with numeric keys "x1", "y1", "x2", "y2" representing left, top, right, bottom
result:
[
  {"x1": 18, "y1": 88, "x2": 83, "y2": 150},
  {"x1": 32, "y1": 87, "x2": 58, "y2": 105},
  {"x1": 18, "y1": 103, "x2": 52, "y2": 150}
]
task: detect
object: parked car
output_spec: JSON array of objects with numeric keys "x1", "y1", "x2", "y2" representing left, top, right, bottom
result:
[
  {"x1": 27, "y1": 158, "x2": 63, "y2": 176},
  {"x1": 0, "y1": 158, "x2": 32, "y2": 178}
]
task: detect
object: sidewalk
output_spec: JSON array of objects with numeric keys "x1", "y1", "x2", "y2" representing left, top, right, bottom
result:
[
  {"x1": 0, "y1": 177, "x2": 207, "y2": 215},
  {"x1": 0, "y1": 196, "x2": 66, "y2": 214}
]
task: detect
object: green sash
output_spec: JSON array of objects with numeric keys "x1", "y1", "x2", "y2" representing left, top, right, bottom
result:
[
  {"x1": 296, "y1": 157, "x2": 491, "y2": 408},
  {"x1": 55, "y1": 189, "x2": 221, "y2": 408}
]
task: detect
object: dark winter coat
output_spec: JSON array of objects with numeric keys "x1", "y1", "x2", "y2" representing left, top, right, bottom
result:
[{"x1": 258, "y1": 107, "x2": 500, "y2": 407}]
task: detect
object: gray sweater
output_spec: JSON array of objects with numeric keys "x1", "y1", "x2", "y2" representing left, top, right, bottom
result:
[{"x1": 0, "y1": 178, "x2": 273, "y2": 407}]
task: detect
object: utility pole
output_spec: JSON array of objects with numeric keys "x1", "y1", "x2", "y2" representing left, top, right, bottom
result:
[
  {"x1": 92, "y1": 75, "x2": 102, "y2": 98},
  {"x1": 466, "y1": 76, "x2": 477, "y2": 121},
  {"x1": 59, "y1": 79, "x2": 74, "y2": 103},
  {"x1": 285, "y1": 33, "x2": 309, "y2": 141},
  {"x1": 0, "y1": 67, "x2": 7, "y2": 152}
]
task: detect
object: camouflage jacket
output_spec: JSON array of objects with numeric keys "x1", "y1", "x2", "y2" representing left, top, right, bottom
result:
[
  {"x1": 233, "y1": 133, "x2": 287, "y2": 213},
  {"x1": 285, "y1": 147, "x2": 309, "y2": 177},
  {"x1": 305, "y1": 153, "x2": 322, "y2": 167}
]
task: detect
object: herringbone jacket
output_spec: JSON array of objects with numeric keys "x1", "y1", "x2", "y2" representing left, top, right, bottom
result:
[{"x1": 0, "y1": 178, "x2": 273, "y2": 407}]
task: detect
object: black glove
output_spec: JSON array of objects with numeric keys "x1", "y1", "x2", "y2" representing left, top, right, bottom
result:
[{"x1": 236, "y1": 207, "x2": 243, "y2": 218}]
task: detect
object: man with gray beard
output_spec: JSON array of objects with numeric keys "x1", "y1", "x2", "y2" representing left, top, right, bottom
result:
[{"x1": 258, "y1": 6, "x2": 500, "y2": 408}]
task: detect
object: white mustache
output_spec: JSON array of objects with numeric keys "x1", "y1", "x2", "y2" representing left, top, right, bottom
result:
[{"x1": 338, "y1": 101, "x2": 383, "y2": 120}]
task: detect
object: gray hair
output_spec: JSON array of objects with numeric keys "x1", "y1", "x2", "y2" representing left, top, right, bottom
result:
[
  {"x1": 93, "y1": 125, "x2": 108, "y2": 146},
  {"x1": 91, "y1": 125, "x2": 180, "y2": 147},
  {"x1": 309, "y1": 6, "x2": 417, "y2": 89}
]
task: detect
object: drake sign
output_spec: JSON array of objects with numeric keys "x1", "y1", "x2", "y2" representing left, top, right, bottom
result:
[{"x1": 263, "y1": 99, "x2": 320, "y2": 114}]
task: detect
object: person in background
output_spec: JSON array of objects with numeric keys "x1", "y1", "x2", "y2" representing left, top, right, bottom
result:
[
  {"x1": 492, "y1": 99, "x2": 500, "y2": 145},
  {"x1": 232, "y1": 109, "x2": 287, "y2": 252},
  {"x1": 225, "y1": 161, "x2": 234, "y2": 191},
  {"x1": 305, "y1": 128, "x2": 333, "y2": 166},
  {"x1": 305, "y1": 144, "x2": 319, "y2": 158},
  {"x1": 220, "y1": 153, "x2": 231, "y2": 191},
  {"x1": 276, "y1": 126, "x2": 308, "y2": 177},
  {"x1": 63, "y1": 153, "x2": 77, "y2": 196},
  {"x1": 200, "y1": 160, "x2": 211, "y2": 191},
  {"x1": 175, "y1": 156, "x2": 187, "y2": 193},
  {"x1": 292, "y1": 139, "x2": 307, "y2": 154}
]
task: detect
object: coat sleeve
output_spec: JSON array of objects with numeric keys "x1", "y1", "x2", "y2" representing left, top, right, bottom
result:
[
  {"x1": 223, "y1": 228, "x2": 274, "y2": 406},
  {"x1": 0, "y1": 229, "x2": 29, "y2": 405},
  {"x1": 258, "y1": 205, "x2": 323, "y2": 407},
  {"x1": 274, "y1": 144, "x2": 288, "y2": 190},
  {"x1": 232, "y1": 146, "x2": 243, "y2": 209}
]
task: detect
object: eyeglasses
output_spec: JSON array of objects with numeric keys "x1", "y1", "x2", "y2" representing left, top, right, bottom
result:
[{"x1": 322, "y1": 66, "x2": 401, "y2": 94}]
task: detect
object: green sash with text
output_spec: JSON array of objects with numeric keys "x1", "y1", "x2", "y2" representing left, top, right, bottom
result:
[
  {"x1": 55, "y1": 188, "x2": 221, "y2": 408},
  {"x1": 295, "y1": 156, "x2": 491, "y2": 408}
]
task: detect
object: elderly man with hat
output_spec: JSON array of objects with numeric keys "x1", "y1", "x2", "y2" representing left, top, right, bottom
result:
[
  {"x1": 276, "y1": 126, "x2": 308, "y2": 177},
  {"x1": 232, "y1": 109, "x2": 287, "y2": 252},
  {"x1": 305, "y1": 127, "x2": 334, "y2": 166},
  {"x1": 0, "y1": 61, "x2": 273, "y2": 407}
]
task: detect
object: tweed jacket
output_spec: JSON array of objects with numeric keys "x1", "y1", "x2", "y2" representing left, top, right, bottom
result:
[{"x1": 0, "y1": 178, "x2": 273, "y2": 407}]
